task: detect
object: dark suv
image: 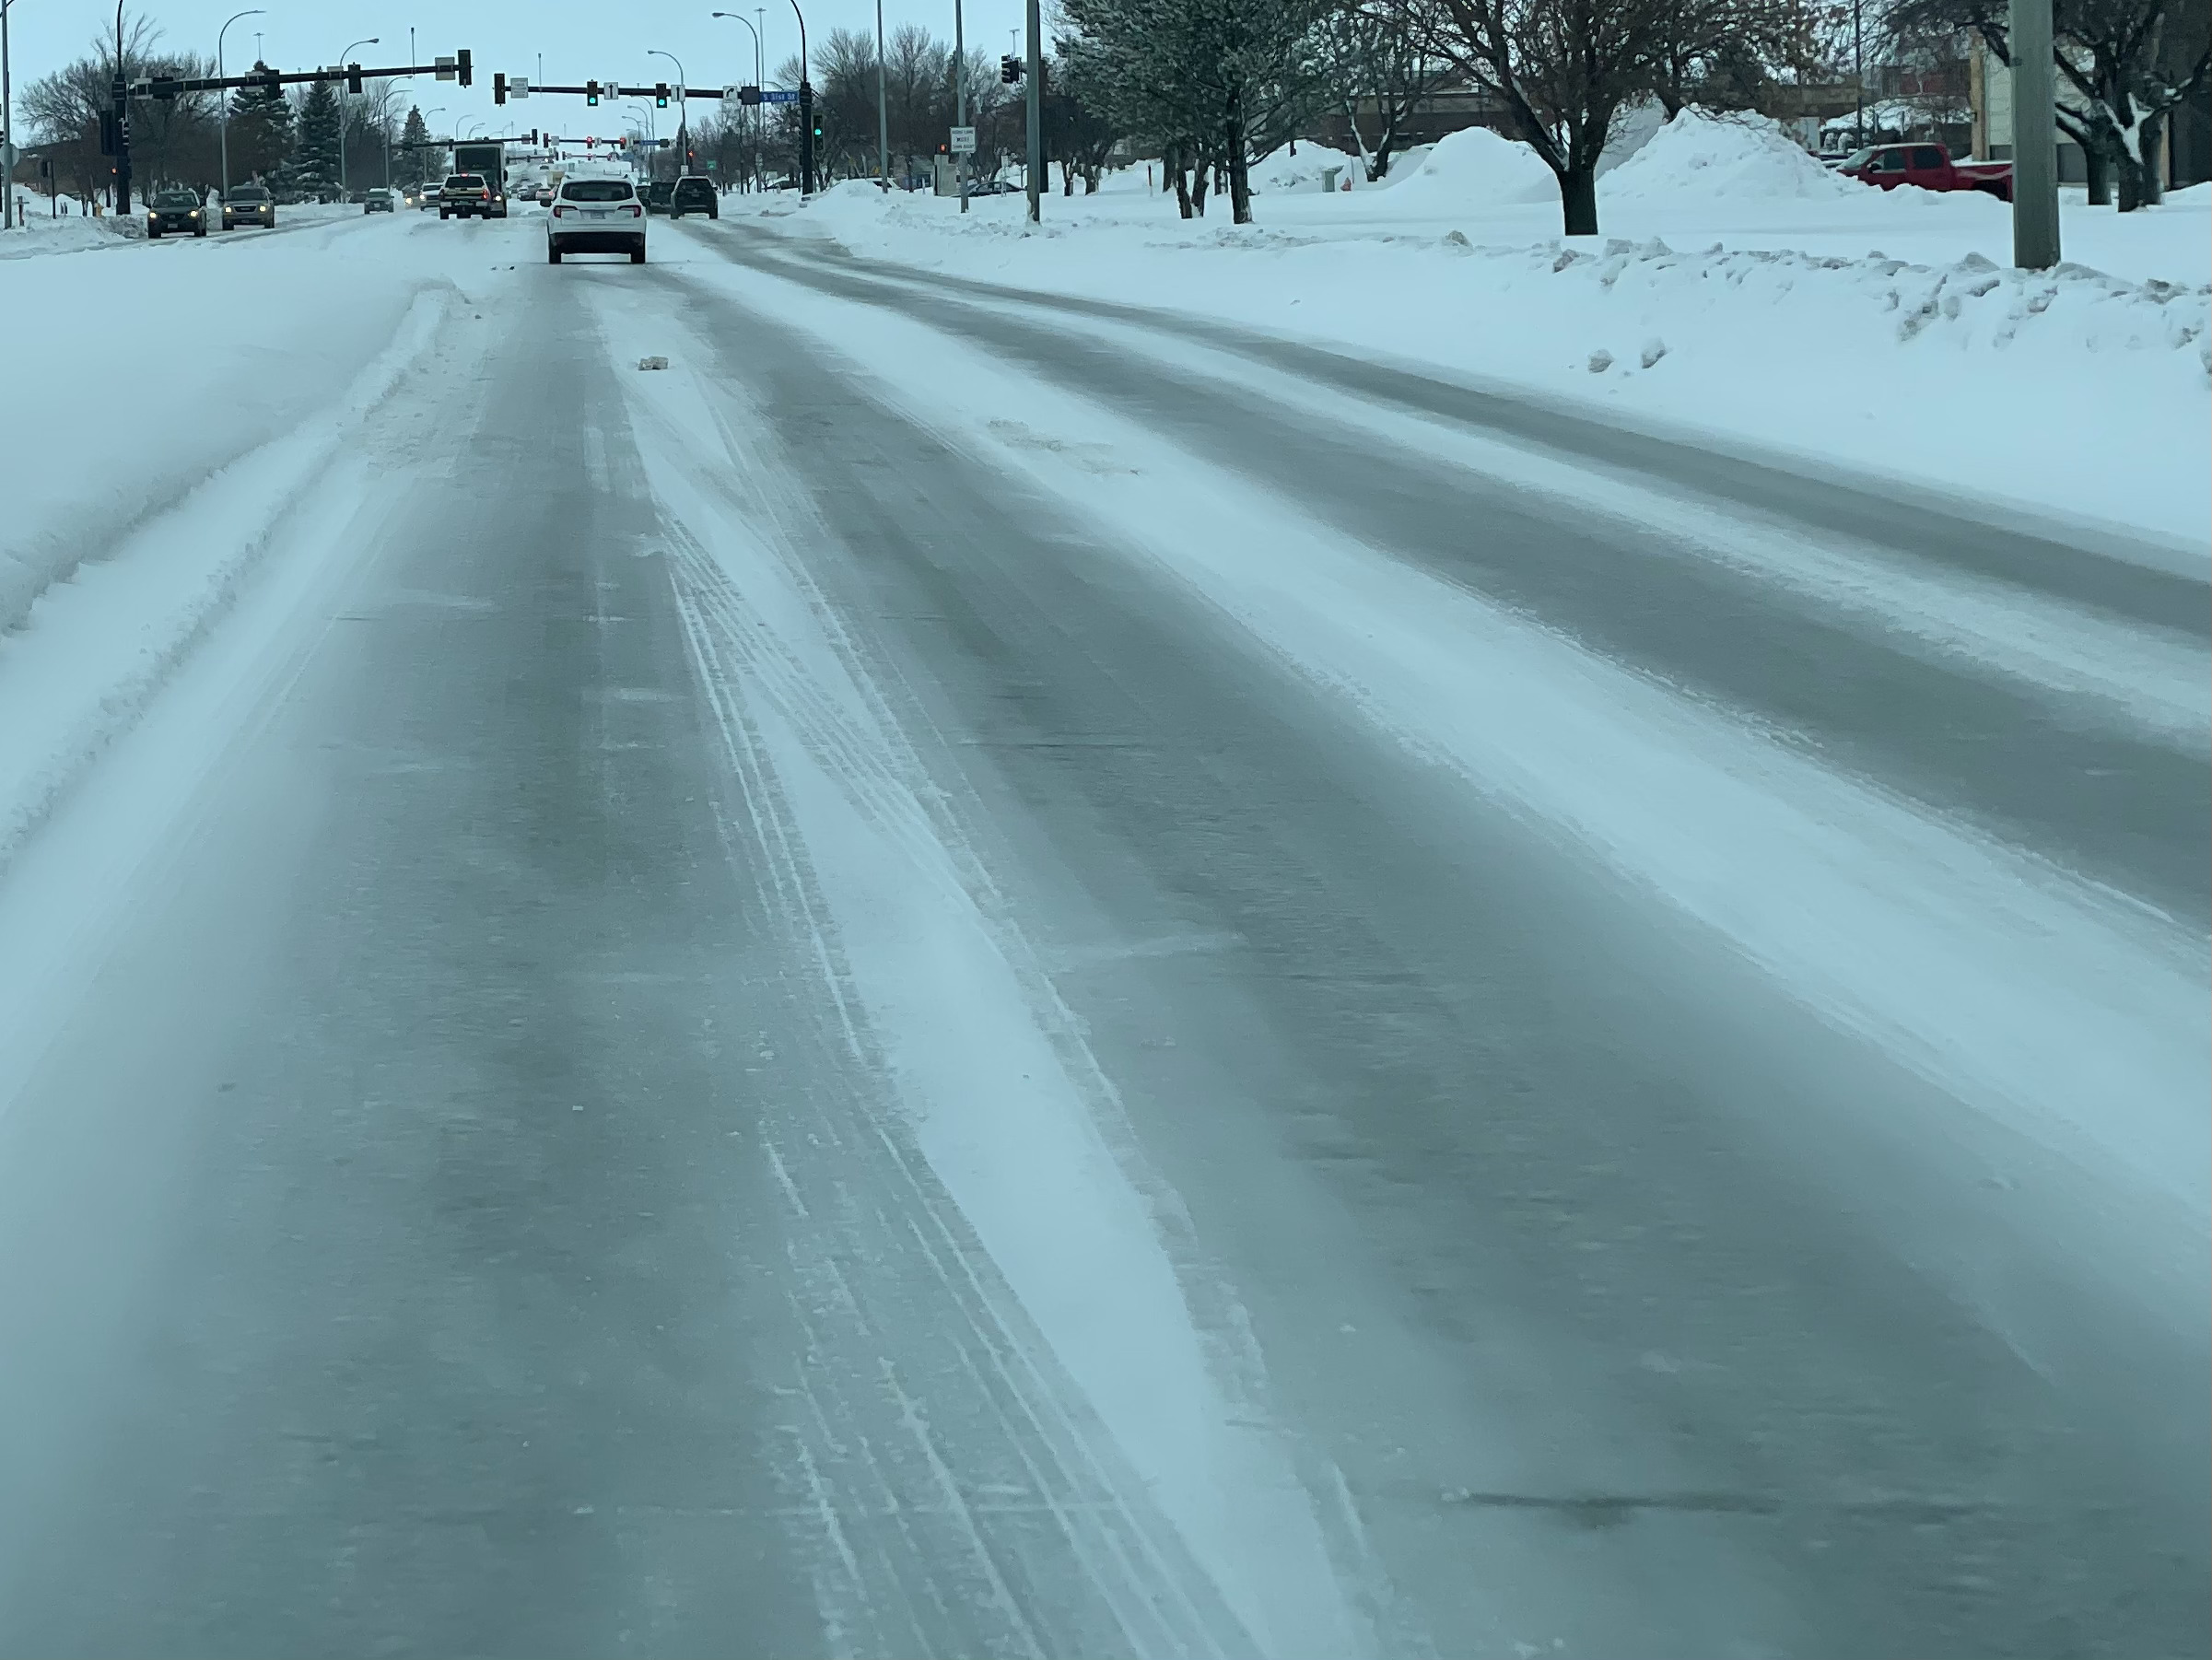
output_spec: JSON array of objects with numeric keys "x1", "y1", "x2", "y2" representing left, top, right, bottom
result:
[
  {"x1": 146, "y1": 189, "x2": 206, "y2": 238},
  {"x1": 668, "y1": 176, "x2": 719, "y2": 219},
  {"x1": 642, "y1": 181, "x2": 675, "y2": 216}
]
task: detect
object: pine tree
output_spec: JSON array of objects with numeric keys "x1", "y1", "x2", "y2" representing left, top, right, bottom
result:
[
  {"x1": 400, "y1": 105, "x2": 432, "y2": 187},
  {"x1": 228, "y1": 61, "x2": 295, "y2": 189},
  {"x1": 293, "y1": 79, "x2": 344, "y2": 201}
]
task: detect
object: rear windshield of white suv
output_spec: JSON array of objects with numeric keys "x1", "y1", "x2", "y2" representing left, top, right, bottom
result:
[{"x1": 561, "y1": 181, "x2": 636, "y2": 202}]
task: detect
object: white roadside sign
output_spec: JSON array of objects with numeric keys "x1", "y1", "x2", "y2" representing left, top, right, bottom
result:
[{"x1": 949, "y1": 125, "x2": 977, "y2": 155}]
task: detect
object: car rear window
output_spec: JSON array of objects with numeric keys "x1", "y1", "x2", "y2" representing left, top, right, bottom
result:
[
  {"x1": 561, "y1": 180, "x2": 635, "y2": 202},
  {"x1": 447, "y1": 175, "x2": 485, "y2": 189}
]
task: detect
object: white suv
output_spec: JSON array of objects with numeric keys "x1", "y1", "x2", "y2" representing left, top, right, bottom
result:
[{"x1": 546, "y1": 177, "x2": 646, "y2": 264}]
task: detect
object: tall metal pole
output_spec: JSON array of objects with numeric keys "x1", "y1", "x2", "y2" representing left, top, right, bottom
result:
[
  {"x1": 2008, "y1": 0, "x2": 2061, "y2": 268},
  {"x1": 954, "y1": 0, "x2": 967, "y2": 212},
  {"x1": 217, "y1": 10, "x2": 264, "y2": 211},
  {"x1": 788, "y1": 0, "x2": 812, "y2": 193},
  {"x1": 650, "y1": 48, "x2": 687, "y2": 170},
  {"x1": 713, "y1": 12, "x2": 765, "y2": 192},
  {"x1": 3, "y1": 0, "x2": 16, "y2": 231},
  {"x1": 874, "y1": 0, "x2": 888, "y2": 189},
  {"x1": 755, "y1": 9, "x2": 764, "y2": 191},
  {"x1": 113, "y1": 0, "x2": 130, "y2": 215},
  {"x1": 1024, "y1": 0, "x2": 1040, "y2": 221},
  {"x1": 337, "y1": 37, "x2": 380, "y2": 195}
]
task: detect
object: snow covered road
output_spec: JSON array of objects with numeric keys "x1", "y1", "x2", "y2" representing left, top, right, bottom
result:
[{"x1": 0, "y1": 210, "x2": 2204, "y2": 1658}]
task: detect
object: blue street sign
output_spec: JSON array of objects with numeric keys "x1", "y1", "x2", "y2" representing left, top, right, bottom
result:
[{"x1": 759, "y1": 88, "x2": 801, "y2": 104}]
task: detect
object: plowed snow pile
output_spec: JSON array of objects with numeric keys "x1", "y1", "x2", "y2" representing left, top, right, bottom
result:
[
  {"x1": 1385, "y1": 124, "x2": 1557, "y2": 207},
  {"x1": 1605, "y1": 108, "x2": 1860, "y2": 202}
]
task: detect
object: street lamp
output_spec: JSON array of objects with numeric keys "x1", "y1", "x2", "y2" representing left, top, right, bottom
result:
[
  {"x1": 217, "y1": 8, "x2": 265, "y2": 209},
  {"x1": 648, "y1": 47, "x2": 687, "y2": 171},
  {"x1": 710, "y1": 11, "x2": 763, "y2": 193},
  {"x1": 336, "y1": 35, "x2": 377, "y2": 193}
]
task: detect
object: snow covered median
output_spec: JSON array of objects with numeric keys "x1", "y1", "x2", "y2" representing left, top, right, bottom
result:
[{"x1": 749, "y1": 112, "x2": 2209, "y2": 544}]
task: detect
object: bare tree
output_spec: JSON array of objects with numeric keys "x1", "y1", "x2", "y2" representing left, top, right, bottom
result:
[
  {"x1": 1424, "y1": 0, "x2": 1676, "y2": 233},
  {"x1": 1320, "y1": 0, "x2": 1458, "y2": 180}
]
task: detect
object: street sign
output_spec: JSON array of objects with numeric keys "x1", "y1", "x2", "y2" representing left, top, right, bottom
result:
[
  {"x1": 722, "y1": 85, "x2": 744, "y2": 103},
  {"x1": 949, "y1": 125, "x2": 977, "y2": 155},
  {"x1": 759, "y1": 88, "x2": 800, "y2": 104},
  {"x1": 434, "y1": 55, "x2": 456, "y2": 81},
  {"x1": 509, "y1": 76, "x2": 530, "y2": 99}
]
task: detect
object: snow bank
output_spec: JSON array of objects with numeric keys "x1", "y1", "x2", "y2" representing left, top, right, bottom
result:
[
  {"x1": 754, "y1": 184, "x2": 2209, "y2": 541},
  {"x1": 1606, "y1": 107, "x2": 1859, "y2": 203},
  {"x1": 0, "y1": 210, "x2": 133, "y2": 260},
  {"x1": 1385, "y1": 124, "x2": 1556, "y2": 208},
  {"x1": 0, "y1": 228, "x2": 432, "y2": 636}
]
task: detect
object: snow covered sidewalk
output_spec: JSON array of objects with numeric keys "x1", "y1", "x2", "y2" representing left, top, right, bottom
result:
[{"x1": 743, "y1": 112, "x2": 2210, "y2": 547}]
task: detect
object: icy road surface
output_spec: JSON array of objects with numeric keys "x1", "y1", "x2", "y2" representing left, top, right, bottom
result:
[{"x1": 0, "y1": 211, "x2": 2205, "y2": 1659}]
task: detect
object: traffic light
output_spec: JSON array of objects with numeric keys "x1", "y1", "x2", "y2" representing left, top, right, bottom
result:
[
  {"x1": 493, "y1": 72, "x2": 508, "y2": 105},
  {"x1": 654, "y1": 82, "x2": 670, "y2": 109},
  {"x1": 346, "y1": 64, "x2": 364, "y2": 95},
  {"x1": 1001, "y1": 53, "x2": 1022, "y2": 83},
  {"x1": 585, "y1": 79, "x2": 600, "y2": 106},
  {"x1": 456, "y1": 48, "x2": 473, "y2": 88}
]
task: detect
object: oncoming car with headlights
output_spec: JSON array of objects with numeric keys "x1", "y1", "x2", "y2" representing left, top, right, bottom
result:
[
  {"x1": 545, "y1": 177, "x2": 646, "y2": 264},
  {"x1": 146, "y1": 188, "x2": 206, "y2": 238}
]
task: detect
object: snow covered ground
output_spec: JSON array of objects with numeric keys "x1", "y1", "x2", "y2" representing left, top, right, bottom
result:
[{"x1": 754, "y1": 111, "x2": 2209, "y2": 545}]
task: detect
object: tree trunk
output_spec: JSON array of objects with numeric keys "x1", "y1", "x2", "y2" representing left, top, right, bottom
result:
[
  {"x1": 1224, "y1": 92, "x2": 1252, "y2": 225},
  {"x1": 2083, "y1": 141, "x2": 2111, "y2": 205},
  {"x1": 1559, "y1": 162, "x2": 1598, "y2": 236},
  {"x1": 2137, "y1": 112, "x2": 2166, "y2": 205},
  {"x1": 1190, "y1": 157, "x2": 1209, "y2": 216}
]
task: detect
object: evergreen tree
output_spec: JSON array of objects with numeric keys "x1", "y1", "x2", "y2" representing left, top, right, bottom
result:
[
  {"x1": 292, "y1": 79, "x2": 344, "y2": 201},
  {"x1": 227, "y1": 61, "x2": 295, "y2": 188},
  {"x1": 399, "y1": 105, "x2": 432, "y2": 187}
]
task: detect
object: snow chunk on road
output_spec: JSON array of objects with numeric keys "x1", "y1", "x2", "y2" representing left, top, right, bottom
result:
[{"x1": 1607, "y1": 108, "x2": 1861, "y2": 203}]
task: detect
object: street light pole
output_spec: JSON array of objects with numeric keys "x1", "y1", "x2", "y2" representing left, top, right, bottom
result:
[
  {"x1": 649, "y1": 48, "x2": 687, "y2": 171},
  {"x1": 336, "y1": 36, "x2": 379, "y2": 194},
  {"x1": 787, "y1": 0, "x2": 811, "y2": 194},
  {"x1": 217, "y1": 8, "x2": 264, "y2": 210},
  {"x1": 1853, "y1": 0, "x2": 1864, "y2": 150},
  {"x1": 2008, "y1": 0, "x2": 2061, "y2": 268},
  {"x1": 711, "y1": 12, "x2": 763, "y2": 192}
]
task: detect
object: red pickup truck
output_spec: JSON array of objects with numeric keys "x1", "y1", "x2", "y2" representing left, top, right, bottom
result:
[{"x1": 1836, "y1": 142, "x2": 2014, "y2": 202}]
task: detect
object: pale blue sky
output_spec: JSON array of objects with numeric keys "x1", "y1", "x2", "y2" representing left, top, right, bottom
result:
[{"x1": 8, "y1": 0, "x2": 1032, "y2": 130}]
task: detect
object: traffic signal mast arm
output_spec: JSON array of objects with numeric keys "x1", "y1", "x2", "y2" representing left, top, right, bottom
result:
[{"x1": 138, "y1": 49, "x2": 473, "y2": 99}]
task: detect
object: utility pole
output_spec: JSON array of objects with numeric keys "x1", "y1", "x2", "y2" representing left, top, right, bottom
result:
[
  {"x1": 954, "y1": 0, "x2": 967, "y2": 213},
  {"x1": 2008, "y1": 0, "x2": 2060, "y2": 268},
  {"x1": 1024, "y1": 0, "x2": 1040, "y2": 222},
  {"x1": 337, "y1": 37, "x2": 380, "y2": 195},
  {"x1": 1853, "y1": 0, "x2": 1864, "y2": 149},
  {"x1": 874, "y1": 0, "x2": 888, "y2": 190}
]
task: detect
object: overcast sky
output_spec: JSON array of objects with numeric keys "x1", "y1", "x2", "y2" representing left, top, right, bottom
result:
[{"x1": 8, "y1": 0, "x2": 1033, "y2": 133}]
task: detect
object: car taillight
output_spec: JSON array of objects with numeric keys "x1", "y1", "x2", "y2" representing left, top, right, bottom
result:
[
  {"x1": 552, "y1": 205, "x2": 567, "y2": 217},
  {"x1": 628, "y1": 203, "x2": 642, "y2": 216}
]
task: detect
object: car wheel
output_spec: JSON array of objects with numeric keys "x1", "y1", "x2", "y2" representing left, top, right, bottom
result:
[
  {"x1": 439, "y1": 209, "x2": 448, "y2": 219},
  {"x1": 548, "y1": 244, "x2": 562, "y2": 263},
  {"x1": 195, "y1": 226, "x2": 206, "y2": 237},
  {"x1": 630, "y1": 246, "x2": 646, "y2": 263}
]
